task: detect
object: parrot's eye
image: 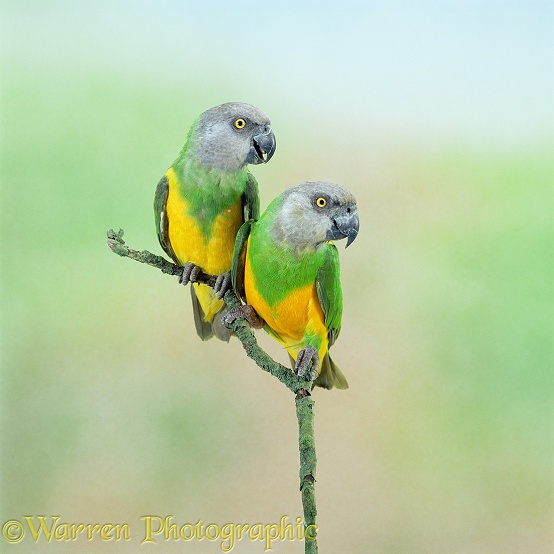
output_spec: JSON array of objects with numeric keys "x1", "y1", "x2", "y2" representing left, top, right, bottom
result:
[
  {"x1": 315, "y1": 197, "x2": 327, "y2": 208},
  {"x1": 234, "y1": 118, "x2": 246, "y2": 129}
]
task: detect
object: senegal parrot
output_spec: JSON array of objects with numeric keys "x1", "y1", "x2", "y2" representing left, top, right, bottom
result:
[
  {"x1": 225, "y1": 181, "x2": 359, "y2": 389},
  {"x1": 154, "y1": 102, "x2": 276, "y2": 341}
]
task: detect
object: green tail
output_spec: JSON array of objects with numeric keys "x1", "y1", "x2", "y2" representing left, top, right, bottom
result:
[{"x1": 314, "y1": 353, "x2": 349, "y2": 390}]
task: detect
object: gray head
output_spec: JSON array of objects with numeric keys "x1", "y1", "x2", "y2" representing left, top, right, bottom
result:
[
  {"x1": 191, "y1": 102, "x2": 276, "y2": 172},
  {"x1": 272, "y1": 181, "x2": 359, "y2": 251}
]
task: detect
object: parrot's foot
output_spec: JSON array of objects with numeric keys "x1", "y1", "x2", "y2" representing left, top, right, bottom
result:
[
  {"x1": 222, "y1": 305, "x2": 264, "y2": 329},
  {"x1": 214, "y1": 272, "x2": 231, "y2": 300},
  {"x1": 179, "y1": 262, "x2": 201, "y2": 285},
  {"x1": 295, "y1": 346, "x2": 319, "y2": 382}
]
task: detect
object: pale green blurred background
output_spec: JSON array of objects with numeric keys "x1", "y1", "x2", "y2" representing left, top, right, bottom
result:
[{"x1": 1, "y1": 1, "x2": 553, "y2": 552}]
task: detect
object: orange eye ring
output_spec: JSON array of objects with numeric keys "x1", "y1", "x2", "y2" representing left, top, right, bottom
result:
[
  {"x1": 316, "y1": 197, "x2": 327, "y2": 208},
  {"x1": 234, "y1": 118, "x2": 246, "y2": 129}
]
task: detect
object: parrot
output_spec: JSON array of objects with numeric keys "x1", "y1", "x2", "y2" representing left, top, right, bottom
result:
[
  {"x1": 154, "y1": 102, "x2": 276, "y2": 341},
  {"x1": 225, "y1": 181, "x2": 359, "y2": 389}
]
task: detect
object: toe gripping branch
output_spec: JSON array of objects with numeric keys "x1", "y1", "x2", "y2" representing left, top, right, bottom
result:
[
  {"x1": 181, "y1": 264, "x2": 231, "y2": 299},
  {"x1": 295, "y1": 346, "x2": 319, "y2": 383},
  {"x1": 222, "y1": 304, "x2": 264, "y2": 329}
]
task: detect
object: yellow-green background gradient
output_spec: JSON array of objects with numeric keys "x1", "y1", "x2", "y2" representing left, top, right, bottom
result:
[{"x1": 1, "y1": 2, "x2": 552, "y2": 552}]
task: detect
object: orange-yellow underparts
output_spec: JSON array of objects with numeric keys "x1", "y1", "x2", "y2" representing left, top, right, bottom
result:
[
  {"x1": 244, "y1": 247, "x2": 328, "y2": 372},
  {"x1": 164, "y1": 167, "x2": 243, "y2": 322}
]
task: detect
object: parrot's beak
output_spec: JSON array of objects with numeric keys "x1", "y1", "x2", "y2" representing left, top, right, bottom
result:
[
  {"x1": 248, "y1": 125, "x2": 276, "y2": 164},
  {"x1": 329, "y1": 207, "x2": 359, "y2": 248}
]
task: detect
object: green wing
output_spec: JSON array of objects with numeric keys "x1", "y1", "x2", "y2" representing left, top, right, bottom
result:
[
  {"x1": 153, "y1": 175, "x2": 178, "y2": 263},
  {"x1": 314, "y1": 244, "x2": 348, "y2": 390},
  {"x1": 242, "y1": 171, "x2": 260, "y2": 222},
  {"x1": 231, "y1": 219, "x2": 254, "y2": 303},
  {"x1": 234, "y1": 172, "x2": 259, "y2": 301},
  {"x1": 315, "y1": 243, "x2": 343, "y2": 346}
]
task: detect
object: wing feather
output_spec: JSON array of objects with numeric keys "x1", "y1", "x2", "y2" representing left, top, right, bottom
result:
[
  {"x1": 315, "y1": 243, "x2": 343, "y2": 347},
  {"x1": 153, "y1": 174, "x2": 178, "y2": 263},
  {"x1": 231, "y1": 220, "x2": 254, "y2": 303},
  {"x1": 242, "y1": 171, "x2": 260, "y2": 222}
]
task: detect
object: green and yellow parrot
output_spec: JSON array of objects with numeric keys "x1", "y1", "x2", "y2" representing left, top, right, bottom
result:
[
  {"x1": 226, "y1": 181, "x2": 359, "y2": 389},
  {"x1": 154, "y1": 102, "x2": 276, "y2": 341}
]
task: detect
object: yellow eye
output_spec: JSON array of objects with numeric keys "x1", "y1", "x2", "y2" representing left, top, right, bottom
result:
[
  {"x1": 316, "y1": 197, "x2": 327, "y2": 208},
  {"x1": 234, "y1": 118, "x2": 246, "y2": 129}
]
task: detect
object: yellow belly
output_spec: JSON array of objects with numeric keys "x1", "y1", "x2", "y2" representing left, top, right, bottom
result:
[
  {"x1": 165, "y1": 167, "x2": 243, "y2": 321},
  {"x1": 244, "y1": 252, "x2": 328, "y2": 372},
  {"x1": 165, "y1": 167, "x2": 243, "y2": 274}
]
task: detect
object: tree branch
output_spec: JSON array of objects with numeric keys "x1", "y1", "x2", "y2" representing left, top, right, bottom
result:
[
  {"x1": 296, "y1": 391, "x2": 318, "y2": 552},
  {"x1": 106, "y1": 228, "x2": 318, "y2": 552}
]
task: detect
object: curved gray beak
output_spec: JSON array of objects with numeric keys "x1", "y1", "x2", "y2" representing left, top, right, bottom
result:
[
  {"x1": 328, "y1": 207, "x2": 359, "y2": 248},
  {"x1": 248, "y1": 125, "x2": 276, "y2": 165}
]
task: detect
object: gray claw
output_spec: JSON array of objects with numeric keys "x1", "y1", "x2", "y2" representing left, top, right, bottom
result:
[
  {"x1": 180, "y1": 262, "x2": 201, "y2": 285},
  {"x1": 214, "y1": 272, "x2": 231, "y2": 299},
  {"x1": 295, "y1": 346, "x2": 319, "y2": 381},
  {"x1": 222, "y1": 305, "x2": 264, "y2": 329}
]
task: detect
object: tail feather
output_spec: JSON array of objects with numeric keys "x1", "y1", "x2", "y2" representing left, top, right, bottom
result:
[
  {"x1": 313, "y1": 353, "x2": 349, "y2": 390},
  {"x1": 190, "y1": 285, "x2": 232, "y2": 342},
  {"x1": 211, "y1": 307, "x2": 233, "y2": 342}
]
